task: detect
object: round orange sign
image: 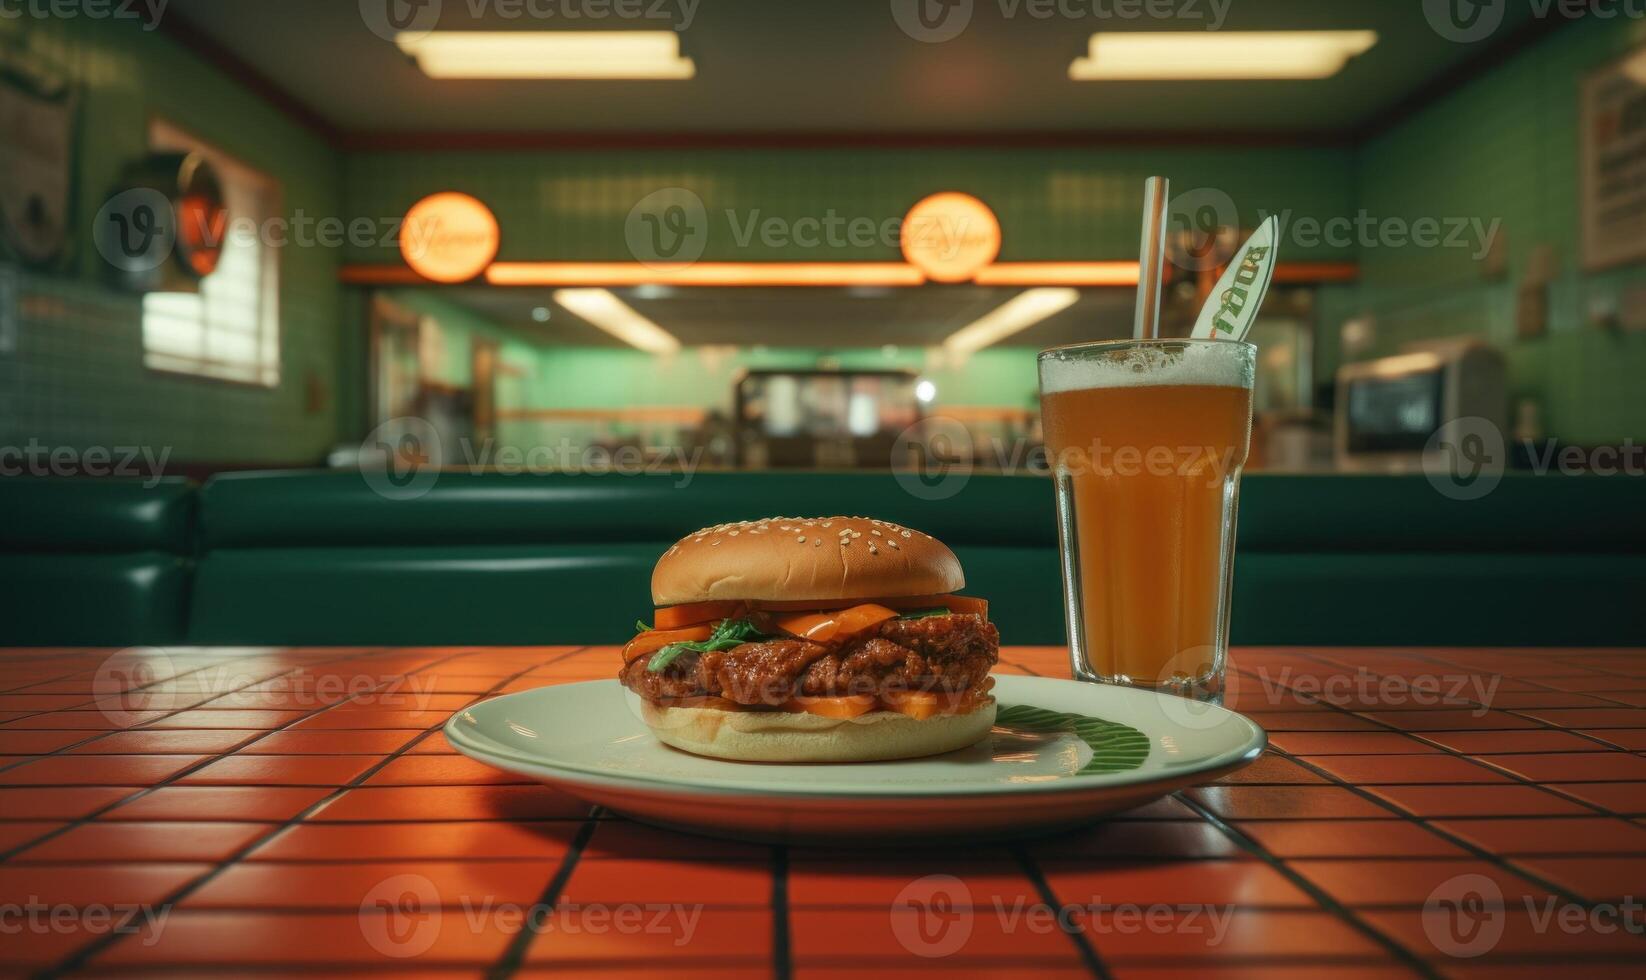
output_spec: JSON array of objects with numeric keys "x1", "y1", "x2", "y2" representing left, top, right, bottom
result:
[
  {"x1": 401, "y1": 192, "x2": 500, "y2": 283},
  {"x1": 900, "y1": 192, "x2": 1001, "y2": 283}
]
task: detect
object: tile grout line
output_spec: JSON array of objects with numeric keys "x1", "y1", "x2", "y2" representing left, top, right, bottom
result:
[
  {"x1": 1252, "y1": 663, "x2": 1607, "y2": 907},
  {"x1": 0, "y1": 653, "x2": 155, "y2": 695},
  {"x1": 0, "y1": 650, "x2": 310, "y2": 719},
  {"x1": 1010, "y1": 845, "x2": 1111, "y2": 980},
  {"x1": 1264, "y1": 746, "x2": 1598, "y2": 909},
  {"x1": 40, "y1": 646, "x2": 589, "y2": 978},
  {"x1": 1288, "y1": 648, "x2": 1645, "y2": 747},
  {"x1": 478, "y1": 643, "x2": 629, "y2": 979},
  {"x1": 1170, "y1": 791, "x2": 1441, "y2": 980},
  {"x1": 1253, "y1": 653, "x2": 1641, "y2": 819},
  {"x1": 1274, "y1": 651, "x2": 1643, "y2": 814},
  {"x1": 478, "y1": 648, "x2": 612, "y2": 980},
  {"x1": 0, "y1": 648, "x2": 412, "y2": 856},
  {"x1": 482, "y1": 808, "x2": 603, "y2": 980},
  {"x1": 0, "y1": 649, "x2": 380, "y2": 774},
  {"x1": 771, "y1": 845, "x2": 792, "y2": 980}
]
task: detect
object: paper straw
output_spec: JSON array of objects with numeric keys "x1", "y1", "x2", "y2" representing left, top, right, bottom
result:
[{"x1": 1133, "y1": 176, "x2": 1170, "y2": 341}]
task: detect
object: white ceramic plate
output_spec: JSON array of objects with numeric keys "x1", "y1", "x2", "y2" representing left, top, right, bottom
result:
[{"x1": 445, "y1": 675, "x2": 1266, "y2": 844}]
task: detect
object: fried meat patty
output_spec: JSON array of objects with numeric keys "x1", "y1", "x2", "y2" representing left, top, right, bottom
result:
[{"x1": 620, "y1": 613, "x2": 999, "y2": 706}]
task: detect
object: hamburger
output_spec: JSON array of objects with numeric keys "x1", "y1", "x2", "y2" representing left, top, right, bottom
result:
[{"x1": 619, "y1": 516, "x2": 999, "y2": 762}]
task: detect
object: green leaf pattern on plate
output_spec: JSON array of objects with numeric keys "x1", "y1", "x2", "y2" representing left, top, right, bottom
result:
[{"x1": 995, "y1": 704, "x2": 1151, "y2": 775}]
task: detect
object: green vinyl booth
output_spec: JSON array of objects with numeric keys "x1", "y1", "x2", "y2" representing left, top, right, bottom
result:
[
  {"x1": 0, "y1": 478, "x2": 195, "y2": 646},
  {"x1": 1, "y1": 471, "x2": 1642, "y2": 648}
]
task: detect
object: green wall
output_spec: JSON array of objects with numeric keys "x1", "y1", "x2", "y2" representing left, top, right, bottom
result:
[
  {"x1": 525, "y1": 345, "x2": 1039, "y2": 414},
  {"x1": 339, "y1": 128, "x2": 1358, "y2": 447},
  {"x1": 385, "y1": 290, "x2": 537, "y2": 391},
  {"x1": 0, "y1": 14, "x2": 344, "y2": 463},
  {"x1": 346, "y1": 146, "x2": 1355, "y2": 264},
  {"x1": 1328, "y1": 15, "x2": 1646, "y2": 444},
  {"x1": 6, "y1": 13, "x2": 1642, "y2": 461}
]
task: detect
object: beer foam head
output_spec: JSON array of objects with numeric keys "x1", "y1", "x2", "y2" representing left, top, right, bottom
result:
[{"x1": 1038, "y1": 340, "x2": 1254, "y2": 393}]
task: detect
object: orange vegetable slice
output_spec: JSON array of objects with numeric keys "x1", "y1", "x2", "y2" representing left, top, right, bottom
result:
[
  {"x1": 647, "y1": 595, "x2": 988, "y2": 632},
  {"x1": 621, "y1": 624, "x2": 714, "y2": 664},
  {"x1": 782, "y1": 694, "x2": 877, "y2": 719},
  {"x1": 652, "y1": 601, "x2": 745, "y2": 631},
  {"x1": 880, "y1": 690, "x2": 943, "y2": 720},
  {"x1": 774, "y1": 603, "x2": 898, "y2": 643}
]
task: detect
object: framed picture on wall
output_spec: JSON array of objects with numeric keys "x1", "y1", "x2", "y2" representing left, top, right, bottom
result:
[
  {"x1": 1580, "y1": 46, "x2": 1646, "y2": 270},
  {"x1": 0, "y1": 55, "x2": 77, "y2": 269}
]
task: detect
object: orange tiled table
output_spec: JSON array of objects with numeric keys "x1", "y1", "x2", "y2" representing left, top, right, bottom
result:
[{"x1": 2, "y1": 645, "x2": 1645, "y2": 977}]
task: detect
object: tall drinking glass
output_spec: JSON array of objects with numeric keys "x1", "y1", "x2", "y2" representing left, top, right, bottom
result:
[{"x1": 1037, "y1": 339, "x2": 1256, "y2": 703}]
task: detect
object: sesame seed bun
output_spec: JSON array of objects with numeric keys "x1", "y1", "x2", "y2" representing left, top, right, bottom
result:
[
  {"x1": 651, "y1": 517, "x2": 964, "y2": 607},
  {"x1": 631, "y1": 691, "x2": 997, "y2": 762}
]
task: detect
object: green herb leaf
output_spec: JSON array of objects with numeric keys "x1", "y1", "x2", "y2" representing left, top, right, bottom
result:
[
  {"x1": 646, "y1": 643, "x2": 691, "y2": 672},
  {"x1": 896, "y1": 607, "x2": 951, "y2": 620},
  {"x1": 634, "y1": 620, "x2": 652, "y2": 633},
  {"x1": 645, "y1": 617, "x2": 770, "y2": 673}
]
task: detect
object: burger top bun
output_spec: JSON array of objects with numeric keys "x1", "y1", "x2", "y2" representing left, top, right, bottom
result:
[{"x1": 651, "y1": 516, "x2": 964, "y2": 607}]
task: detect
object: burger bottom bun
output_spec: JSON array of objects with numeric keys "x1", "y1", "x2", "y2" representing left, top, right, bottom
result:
[{"x1": 632, "y1": 692, "x2": 997, "y2": 763}]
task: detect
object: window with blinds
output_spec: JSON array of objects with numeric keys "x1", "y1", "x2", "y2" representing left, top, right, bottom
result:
[{"x1": 141, "y1": 120, "x2": 281, "y2": 387}]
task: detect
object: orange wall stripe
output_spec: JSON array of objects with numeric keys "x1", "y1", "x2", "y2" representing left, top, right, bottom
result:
[
  {"x1": 337, "y1": 260, "x2": 1357, "y2": 288},
  {"x1": 1272, "y1": 261, "x2": 1360, "y2": 283},
  {"x1": 485, "y1": 262, "x2": 926, "y2": 287},
  {"x1": 974, "y1": 262, "x2": 1141, "y2": 286}
]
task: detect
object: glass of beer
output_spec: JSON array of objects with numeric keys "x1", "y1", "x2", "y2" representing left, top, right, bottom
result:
[{"x1": 1038, "y1": 339, "x2": 1256, "y2": 703}]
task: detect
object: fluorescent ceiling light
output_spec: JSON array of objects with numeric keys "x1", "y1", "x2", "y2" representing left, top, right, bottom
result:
[
  {"x1": 943, "y1": 288, "x2": 1080, "y2": 356},
  {"x1": 1070, "y1": 31, "x2": 1378, "y2": 81},
  {"x1": 396, "y1": 31, "x2": 695, "y2": 80},
  {"x1": 553, "y1": 288, "x2": 681, "y2": 353}
]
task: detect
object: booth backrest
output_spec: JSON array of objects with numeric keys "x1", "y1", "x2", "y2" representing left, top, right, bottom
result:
[
  {"x1": 0, "y1": 478, "x2": 195, "y2": 645},
  {"x1": 187, "y1": 471, "x2": 1066, "y2": 646},
  {"x1": 1233, "y1": 474, "x2": 1646, "y2": 646},
  {"x1": 188, "y1": 470, "x2": 1646, "y2": 648},
  {"x1": 3, "y1": 471, "x2": 1642, "y2": 648}
]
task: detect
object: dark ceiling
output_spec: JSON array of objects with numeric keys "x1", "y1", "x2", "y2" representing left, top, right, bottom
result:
[{"x1": 164, "y1": 0, "x2": 1540, "y2": 138}]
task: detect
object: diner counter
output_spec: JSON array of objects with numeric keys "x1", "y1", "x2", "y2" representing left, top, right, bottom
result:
[{"x1": 1, "y1": 645, "x2": 1644, "y2": 975}]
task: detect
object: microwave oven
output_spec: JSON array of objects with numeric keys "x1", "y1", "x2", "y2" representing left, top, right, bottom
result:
[{"x1": 1333, "y1": 341, "x2": 1508, "y2": 472}]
